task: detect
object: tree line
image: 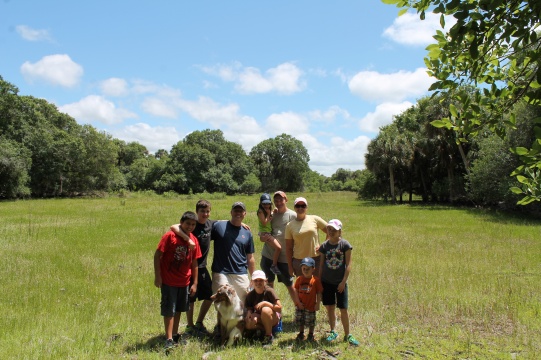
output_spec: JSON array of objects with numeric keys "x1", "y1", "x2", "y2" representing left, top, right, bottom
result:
[
  {"x1": 0, "y1": 76, "x2": 362, "y2": 199},
  {"x1": 358, "y1": 91, "x2": 540, "y2": 210}
]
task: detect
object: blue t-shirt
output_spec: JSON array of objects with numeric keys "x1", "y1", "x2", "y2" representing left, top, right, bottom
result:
[
  {"x1": 211, "y1": 221, "x2": 255, "y2": 274},
  {"x1": 319, "y1": 238, "x2": 353, "y2": 285}
]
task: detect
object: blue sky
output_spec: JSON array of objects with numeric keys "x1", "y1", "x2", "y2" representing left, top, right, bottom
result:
[{"x1": 1, "y1": 1, "x2": 452, "y2": 176}]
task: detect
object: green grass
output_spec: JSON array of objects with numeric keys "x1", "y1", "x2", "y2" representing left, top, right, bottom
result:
[{"x1": 1, "y1": 192, "x2": 540, "y2": 359}]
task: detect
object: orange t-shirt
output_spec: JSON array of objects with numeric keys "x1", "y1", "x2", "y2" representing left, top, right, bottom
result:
[{"x1": 294, "y1": 275, "x2": 323, "y2": 311}]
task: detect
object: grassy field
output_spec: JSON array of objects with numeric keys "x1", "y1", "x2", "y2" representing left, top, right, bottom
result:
[{"x1": 1, "y1": 192, "x2": 540, "y2": 359}]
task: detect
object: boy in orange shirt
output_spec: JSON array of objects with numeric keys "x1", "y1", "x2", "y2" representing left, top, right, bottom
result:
[{"x1": 292, "y1": 257, "x2": 323, "y2": 342}]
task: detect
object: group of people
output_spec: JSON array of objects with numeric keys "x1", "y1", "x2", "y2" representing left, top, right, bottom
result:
[{"x1": 153, "y1": 191, "x2": 359, "y2": 350}]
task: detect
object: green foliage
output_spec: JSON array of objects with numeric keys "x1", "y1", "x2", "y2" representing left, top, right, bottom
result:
[
  {"x1": 250, "y1": 134, "x2": 310, "y2": 192},
  {"x1": 384, "y1": 0, "x2": 541, "y2": 204},
  {"x1": 0, "y1": 137, "x2": 31, "y2": 198}
]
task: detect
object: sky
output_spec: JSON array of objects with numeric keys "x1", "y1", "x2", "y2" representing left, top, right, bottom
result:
[{"x1": 0, "y1": 1, "x2": 452, "y2": 176}]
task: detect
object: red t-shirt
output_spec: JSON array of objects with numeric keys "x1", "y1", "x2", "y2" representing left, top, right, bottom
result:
[
  {"x1": 157, "y1": 231, "x2": 201, "y2": 287},
  {"x1": 294, "y1": 275, "x2": 323, "y2": 311}
]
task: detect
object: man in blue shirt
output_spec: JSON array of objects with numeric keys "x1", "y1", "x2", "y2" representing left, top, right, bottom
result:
[{"x1": 211, "y1": 201, "x2": 255, "y2": 303}]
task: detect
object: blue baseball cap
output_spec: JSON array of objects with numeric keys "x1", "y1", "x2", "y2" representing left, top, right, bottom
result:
[
  {"x1": 260, "y1": 193, "x2": 272, "y2": 204},
  {"x1": 300, "y1": 257, "x2": 315, "y2": 268}
]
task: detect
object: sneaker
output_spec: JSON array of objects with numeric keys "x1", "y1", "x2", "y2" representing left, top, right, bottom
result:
[
  {"x1": 164, "y1": 338, "x2": 175, "y2": 350},
  {"x1": 262, "y1": 335, "x2": 274, "y2": 346},
  {"x1": 306, "y1": 333, "x2": 315, "y2": 342},
  {"x1": 270, "y1": 264, "x2": 282, "y2": 275},
  {"x1": 272, "y1": 318, "x2": 283, "y2": 335},
  {"x1": 295, "y1": 332, "x2": 305, "y2": 342},
  {"x1": 185, "y1": 325, "x2": 197, "y2": 336},
  {"x1": 195, "y1": 322, "x2": 210, "y2": 336},
  {"x1": 326, "y1": 330, "x2": 339, "y2": 342},
  {"x1": 345, "y1": 334, "x2": 360, "y2": 346}
]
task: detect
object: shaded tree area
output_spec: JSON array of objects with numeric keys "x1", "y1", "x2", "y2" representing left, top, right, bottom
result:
[
  {"x1": 2, "y1": 76, "x2": 361, "y2": 199},
  {"x1": 359, "y1": 93, "x2": 539, "y2": 210}
]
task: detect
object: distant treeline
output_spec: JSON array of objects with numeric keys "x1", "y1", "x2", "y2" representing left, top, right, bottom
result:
[{"x1": 1, "y1": 76, "x2": 538, "y2": 211}]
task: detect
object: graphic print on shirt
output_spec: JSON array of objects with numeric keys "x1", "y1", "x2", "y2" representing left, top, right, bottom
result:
[
  {"x1": 325, "y1": 247, "x2": 344, "y2": 270},
  {"x1": 299, "y1": 281, "x2": 313, "y2": 294},
  {"x1": 170, "y1": 244, "x2": 188, "y2": 270}
]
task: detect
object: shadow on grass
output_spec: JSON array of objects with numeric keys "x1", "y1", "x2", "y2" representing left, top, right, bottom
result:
[{"x1": 358, "y1": 199, "x2": 541, "y2": 225}]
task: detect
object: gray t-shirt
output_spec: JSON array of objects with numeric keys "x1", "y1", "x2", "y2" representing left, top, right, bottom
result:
[
  {"x1": 319, "y1": 238, "x2": 353, "y2": 285},
  {"x1": 261, "y1": 208, "x2": 297, "y2": 263}
]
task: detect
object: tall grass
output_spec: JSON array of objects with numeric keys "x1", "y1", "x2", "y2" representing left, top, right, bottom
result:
[{"x1": 0, "y1": 192, "x2": 540, "y2": 359}]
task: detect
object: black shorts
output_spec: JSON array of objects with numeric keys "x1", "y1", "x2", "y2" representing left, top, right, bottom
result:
[
  {"x1": 160, "y1": 283, "x2": 190, "y2": 317},
  {"x1": 189, "y1": 267, "x2": 213, "y2": 302},
  {"x1": 322, "y1": 282, "x2": 348, "y2": 309},
  {"x1": 260, "y1": 256, "x2": 293, "y2": 287}
]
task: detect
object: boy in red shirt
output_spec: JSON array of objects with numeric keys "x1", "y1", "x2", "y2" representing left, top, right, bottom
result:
[
  {"x1": 154, "y1": 211, "x2": 202, "y2": 350},
  {"x1": 293, "y1": 257, "x2": 323, "y2": 342}
]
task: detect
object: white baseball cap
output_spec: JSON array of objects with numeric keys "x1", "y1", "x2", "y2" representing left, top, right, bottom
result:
[
  {"x1": 252, "y1": 270, "x2": 267, "y2": 280},
  {"x1": 327, "y1": 219, "x2": 342, "y2": 230}
]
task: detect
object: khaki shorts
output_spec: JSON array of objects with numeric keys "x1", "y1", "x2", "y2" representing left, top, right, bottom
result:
[{"x1": 211, "y1": 272, "x2": 250, "y2": 303}]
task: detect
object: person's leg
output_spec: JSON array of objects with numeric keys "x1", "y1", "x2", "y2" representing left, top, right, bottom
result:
[
  {"x1": 172, "y1": 312, "x2": 182, "y2": 335},
  {"x1": 260, "y1": 256, "x2": 276, "y2": 284},
  {"x1": 227, "y1": 274, "x2": 250, "y2": 303},
  {"x1": 340, "y1": 308, "x2": 350, "y2": 335},
  {"x1": 196, "y1": 300, "x2": 213, "y2": 324},
  {"x1": 260, "y1": 307, "x2": 278, "y2": 336},
  {"x1": 164, "y1": 316, "x2": 174, "y2": 340},
  {"x1": 186, "y1": 302, "x2": 195, "y2": 327}
]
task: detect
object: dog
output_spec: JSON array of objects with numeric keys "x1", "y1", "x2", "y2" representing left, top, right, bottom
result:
[{"x1": 210, "y1": 283, "x2": 245, "y2": 346}]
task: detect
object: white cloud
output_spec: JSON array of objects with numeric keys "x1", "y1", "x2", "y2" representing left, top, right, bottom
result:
[
  {"x1": 111, "y1": 123, "x2": 181, "y2": 154},
  {"x1": 141, "y1": 97, "x2": 179, "y2": 119},
  {"x1": 59, "y1": 95, "x2": 137, "y2": 125},
  {"x1": 265, "y1": 112, "x2": 309, "y2": 136},
  {"x1": 382, "y1": 12, "x2": 456, "y2": 46},
  {"x1": 20, "y1": 54, "x2": 83, "y2": 88},
  {"x1": 309, "y1": 135, "x2": 371, "y2": 175},
  {"x1": 308, "y1": 106, "x2": 351, "y2": 124},
  {"x1": 359, "y1": 101, "x2": 413, "y2": 133},
  {"x1": 100, "y1": 78, "x2": 128, "y2": 97},
  {"x1": 16, "y1": 25, "x2": 52, "y2": 41},
  {"x1": 201, "y1": 62, "x2": 305, "y2": 95},
  {"x1": 349, "y1": 68, "x2": 433, "y2": 102}
]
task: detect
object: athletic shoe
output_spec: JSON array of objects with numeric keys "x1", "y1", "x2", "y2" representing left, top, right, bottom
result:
[
  {"x1": 185, "y1": 325, "x2": 197, "y2": 336},
  {"x1": 195, "y1": 322, "x2": 210, "y2": 336},
  {"x1": 345, "y1": 334, "x2": 360, "y2": 346},
  {"x1": 164, "y1": 338, "x2": 175, "y2": 350},
  {"x1": 270, "y1": 264, "x2": 282, "y2": 275},
  {"x1": 295, "y1": 332, "x2": 305, "y2": 342},
  {"x1": 326, "y1": 330, "x2": 339, "y2": 342},
  {"x1": 262, "y1": 335, "x2": 274, "y2": 346},
  {"x1": 306, "y1": 333, "x2": 316, "y2": 342}
]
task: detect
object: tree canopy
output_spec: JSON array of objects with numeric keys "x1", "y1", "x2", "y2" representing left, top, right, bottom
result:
[{"x1": 384, "y1": 0, "x2": 541, "y2": 204}]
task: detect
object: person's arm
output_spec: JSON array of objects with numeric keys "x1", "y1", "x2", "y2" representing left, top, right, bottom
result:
[
  {"x1": 286, "y1": 238, "x2": 294, "y2": 276},
  {"x1": 319, "y1": 252, "x2": 325, "y2": 279},
  {"x1": 153, "y1": 249, "x2": 163, "y2": 288},
  {"x1": 257, "y1": 208, "x2": 271, "y2": 226},
  {"x1": 190, "y1": 258, "x2": 198, "y2": 296},
  {"x1": 247, "y1": 253, "x2": 255, "y2": 276},
  {"x1": 170, "y1": 224, "x2": 196, "y2": 250},
  {"x1": 315, "y1": 292, "x2": 322, "y2": 311},
  {"x1": 292, "y1": 287, "x2": 303, "y2": 309},
  {"x1": 338, "y1": 249, "x2": 352, "y2": 293}
]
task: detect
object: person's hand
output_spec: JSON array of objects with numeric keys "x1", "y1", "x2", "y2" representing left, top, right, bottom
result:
[
  {"x1": 314, "y1": 302, "x2": 320, "y2": 311},
  {"x1": 288, "y1": 265, "x2": 295, "y2": 277},
  {"x1": 337, "y1": 281, "x2": 346, "y2": 293},
  {"x1": 188, "y1": 239, "x2": 196, "y2": 251},
  {"x1": 154, "y1": 276, "x2": 162, "y2": 288},
  {"x1": 190, "y1": 284, "x2": 197, "y2": 296},
  {"x1": 241, "y1": 222, "x2": 251, "y2": 231},
  {"x1": 296, "y1": 302, "x2": 304, "y2": 310}
]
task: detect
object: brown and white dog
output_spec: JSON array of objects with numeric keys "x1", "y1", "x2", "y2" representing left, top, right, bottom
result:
[{"x1": 210, "y1": 284, "x2": 245, "y2": 346}]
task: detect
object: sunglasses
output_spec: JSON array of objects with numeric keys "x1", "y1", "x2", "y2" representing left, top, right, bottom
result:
[{"x1": 294, "y1": 204, "x2": 307, "y2": 208}]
